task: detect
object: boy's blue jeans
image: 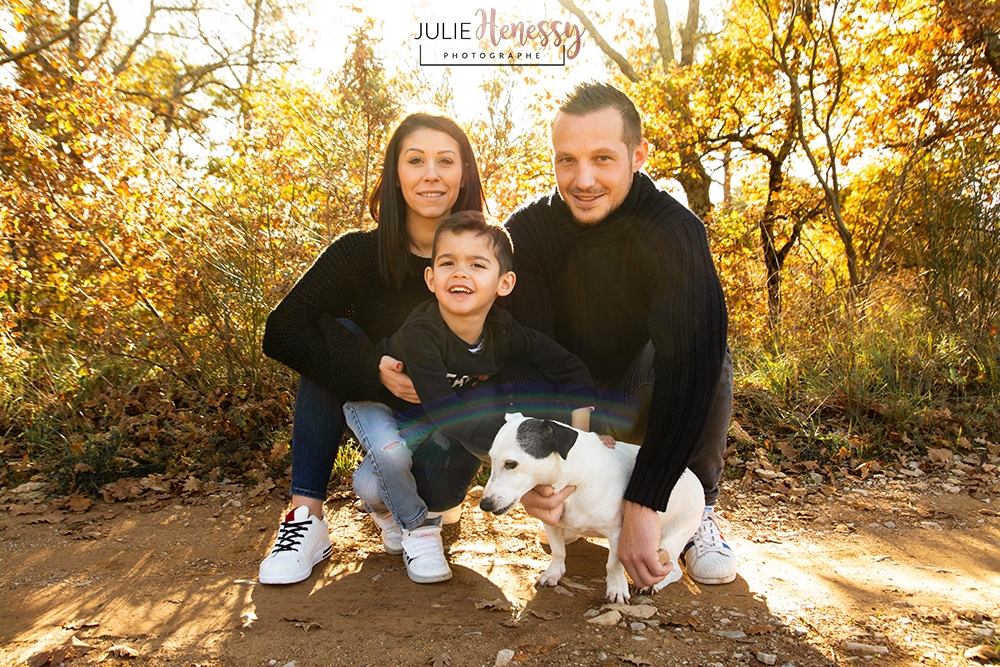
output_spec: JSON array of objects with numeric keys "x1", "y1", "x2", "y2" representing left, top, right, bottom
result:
[
  {"x1": 344, "y1": 400, "x2": 444, "y2": 530},
  {"x1": 288, "y1": 319, "x2": 480, "y2": 514}
]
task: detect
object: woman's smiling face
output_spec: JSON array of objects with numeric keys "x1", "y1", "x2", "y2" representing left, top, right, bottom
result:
[{"x1": 397, "y1": 128, "x2": 464, "y2": 228}]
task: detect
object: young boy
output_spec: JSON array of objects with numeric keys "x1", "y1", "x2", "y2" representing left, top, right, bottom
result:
[{"x1": 344, "y1": 211, "x2": 606, "y2": 584}]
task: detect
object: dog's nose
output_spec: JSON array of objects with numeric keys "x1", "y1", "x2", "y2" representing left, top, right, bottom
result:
[{"x1": 479, "y1": 497, "x2": 494, "y2": 512}]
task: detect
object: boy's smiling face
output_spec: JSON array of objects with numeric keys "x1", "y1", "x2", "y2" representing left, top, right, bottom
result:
[{"x1": 425, "y1": 230, "x2": 515, "y2": 322}]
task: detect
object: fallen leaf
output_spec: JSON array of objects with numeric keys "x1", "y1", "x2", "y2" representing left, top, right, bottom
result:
[
  {"x1": 248, "y1": 478, "x2": 275, "y2": 497},
  {"x1": 27, "y1": 512, "x2": 65, "y2": 524},
  {"x1": 965, "y1": 645, "x2": 1000, "y2": 663},
  {"x1": 106, "y1": 644, "x2": 141, "y2": 658},
  {"x1": 514, "y1": 637, "x2": 562, "y2": 658},
  {"x1": 183, "y1": 476, "x2": 203, "y2": 494},
  {"x1": 339, "y1": 609, "x2": 360, "y2": 617},
  {"x1": 68, "y1": 636, "x2": 92, "y2": 652},
  {"x1": 746, "y1": 624, "x2": 776, "y2": 635},
  {"x1": 500, "y1": 618, "x2": 520, "y2": 627},
  {"x1": 27, "y1": 648, "x2": 58, "y2": 667},
  {"x1": 927, "y1": 448, "x2": 954, "y2": 464},
  {"x1": 9, "y1": 504, "x2": 42, "y2": 516},
  {"x1": 621, "y1": 654, "x2": 654, "y2": 666},
  {"x1": 956, "y1": 609, "x2": 987, "y2": 623},
  {"x1": 475, "y1": 598, "x2": 512, "y2": 611},
  {"x1": 559, "y1": 578, "x2": 594, "y2": 591},
  {"x1": 665, "y1": 614, "x2": 702, "y2": 627},
  {"x1": 65, "y1": 495, "x2": 94, "y2": 513},
  {"x1": 530, "y1": 609, "x2": 562, "y2": 620},
  {"x1": 430, "y1": 653, "x2": 452, "y2": 667},
  {"x1": 294, "y1": 621, "x2": 322, "y2": 632},
  {"x1": 73, "y1": 531, "x2": 103, "y2": 540},
  {"x1": 62, "y1": 619, "x2": 100, "y2": 630}
]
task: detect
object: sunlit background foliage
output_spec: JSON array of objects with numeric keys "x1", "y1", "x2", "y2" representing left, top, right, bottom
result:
[{"x1": 1, "y1": 0, "x2": 998, "y2": 496}]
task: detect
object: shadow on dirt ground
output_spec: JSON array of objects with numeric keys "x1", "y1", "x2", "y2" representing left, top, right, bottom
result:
[{"x1": 2, "y1": 475, "x2": 998, "y2": 666}]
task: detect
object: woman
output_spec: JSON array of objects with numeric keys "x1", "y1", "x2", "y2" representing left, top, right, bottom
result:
[{"x1": 258, "y1": 113, "x2": 485, "y2": 585}]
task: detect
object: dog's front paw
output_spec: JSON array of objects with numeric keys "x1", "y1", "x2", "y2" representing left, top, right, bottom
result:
[
  {"x1": 652, "y1": 565, "x2": 684, "y2": 592},
  {"x1": 605, "y1": 573, "x2": 631, "y2": 603},
  {"x1": 636, "y1": 565, "x2": 684, "y2": 596},
  {"x1": 536, "y1": 562, "x2": 566, "y2": 588}
]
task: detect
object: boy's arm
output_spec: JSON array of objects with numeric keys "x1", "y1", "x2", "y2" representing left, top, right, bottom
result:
[
  {"x1": 396, "y1": 323, "x2": 506, "y2": 458},
  {"x1": 504, "y1": 320, "x2": 595, "y2": 406}
]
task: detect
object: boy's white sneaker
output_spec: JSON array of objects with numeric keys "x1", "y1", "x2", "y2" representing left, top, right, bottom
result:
[
  {"x1": 682, "y1": 506, "x2": 737, "y2": 584},
  {"x1": 426, "y1": 504, "x2": 463, "y2": 525},
  {"x1": 258, "y1": 505, "x2": 332, "y2": 584},
  {"x1": 401, "y1": 524, "x2": 452, "y2": 584},
  {"x1": 369, "y1": 510, "x2": 404, "y2": 555}
]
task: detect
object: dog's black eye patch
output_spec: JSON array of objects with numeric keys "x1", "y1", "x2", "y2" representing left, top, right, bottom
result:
[
  {"x1": 516, "y1": 419, "x2": 557, "y2": 459},
  {"x1": 504, "y1": 460, "x2": 517, "y2": 470}
]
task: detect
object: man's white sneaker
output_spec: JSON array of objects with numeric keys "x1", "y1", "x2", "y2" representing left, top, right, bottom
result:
[
  {"x1": 259, "y1": 506, "x2": 332, "y2": 584},
  {"x1": 682, "y1": 506, "x2": 737, "y2": 585},
  {"x1": 401, "y1": 524, "x2": 452, "y2": 584},
  {"x1": 369, "y1": 510, "x2": 403, "y2": 555}
]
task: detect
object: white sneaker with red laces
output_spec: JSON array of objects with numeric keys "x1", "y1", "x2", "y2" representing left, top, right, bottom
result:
[{"x1": 258, "y1": 506, "x2": 332, "y2": 584}]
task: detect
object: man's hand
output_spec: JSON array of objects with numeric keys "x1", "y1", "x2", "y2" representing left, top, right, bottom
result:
[
  {"x1": 379, "y1": 355, "x2": 419, "y2": 403},
  {"x1": 618, "y1": 500, "x2": 672, "y2": 588},
  {"x1": 519, "y1": 484, "x2": 576, "y2": 526}
]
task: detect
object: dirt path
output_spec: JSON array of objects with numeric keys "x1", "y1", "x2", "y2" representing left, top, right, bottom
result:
[{"x1": 2, "y1": 473, "x2": 999, "y2": 667}]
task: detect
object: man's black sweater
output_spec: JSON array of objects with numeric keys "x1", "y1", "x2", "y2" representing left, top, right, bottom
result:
[{"x1": 504, "y1": 172, "x2": 729, "y2": 511}]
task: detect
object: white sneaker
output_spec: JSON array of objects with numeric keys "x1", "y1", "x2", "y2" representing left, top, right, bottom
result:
[
  {"x1": 369, "y1": 510, "x2": 403, "y2": 555},
  {"x1": 401, "y1": 524, "x2": 452, "y2": 584},
  {"x1": 682, "y1": 507, "x2": 737, "y2": 585},
  {"x1": 427, "y1": 504, "x2": 463, "y2": 525},
  {"x1": 258, "y1": 506, "x2": 332, "y2": 584}
]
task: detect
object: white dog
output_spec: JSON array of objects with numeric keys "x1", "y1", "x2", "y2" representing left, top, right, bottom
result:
[{"x1": 479, "y1": 413, "x2": 705, "y2": 603}]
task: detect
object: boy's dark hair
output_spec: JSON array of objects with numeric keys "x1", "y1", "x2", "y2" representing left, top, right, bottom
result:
[
  {"x1": 558, "y1": 82, "x2": 643, "y2": 149},
  {"x1": 432, "y1": 211, "x2": 514, "y2": 274}
]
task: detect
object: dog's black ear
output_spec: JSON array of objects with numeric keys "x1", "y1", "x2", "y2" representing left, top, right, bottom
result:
[
  {"x1": 517, "y1": 418, "x2": 579, "y2": 460},
  {"x1": 547, "y1": 420, "x2": 579, "y2": 460}
]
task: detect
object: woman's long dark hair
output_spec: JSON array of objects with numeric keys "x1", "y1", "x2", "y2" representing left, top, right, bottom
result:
[{"x1": 369, "y1": 114, "x2": 485, "y2": 289}]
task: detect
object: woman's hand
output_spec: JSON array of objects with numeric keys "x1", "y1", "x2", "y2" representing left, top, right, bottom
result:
[
  {"x1": 379, "y1": 355, "x2": 419, "y2": 403},
  {"x1": 519, "y1": 484, "x2": 576, "y2": 525}
]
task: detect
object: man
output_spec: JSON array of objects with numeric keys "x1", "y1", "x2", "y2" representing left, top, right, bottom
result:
[{"x1": 502, "y1": 82, "x2": 736, "y2": 587}]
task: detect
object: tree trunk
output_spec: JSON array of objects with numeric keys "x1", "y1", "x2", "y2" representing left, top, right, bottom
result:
[
  {"x1": 68, "y1": 0, "x2": 81, "y2": 68},
  {"x1": 653, "y1": 0, "x2": 675, "y2": 65},
  {"x1": 680, "y1": 0, "x2": 700, "y2": 66}
]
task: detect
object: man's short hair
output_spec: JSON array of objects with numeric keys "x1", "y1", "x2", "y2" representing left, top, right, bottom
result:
[
  {"x1": 432, "y1": 211, "x2": 515, "y2": 275},
  {"x1": 558, "y1": 82, "x2": 643, "y2": 149}
]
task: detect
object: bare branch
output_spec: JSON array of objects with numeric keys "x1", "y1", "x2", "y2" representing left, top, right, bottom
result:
[
  {"x1": 0, "y1": 1, "x2": 108, "y2": 66},
  {"x1": 556, "y1": 0, "x2": 640, "y2": 81}
]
